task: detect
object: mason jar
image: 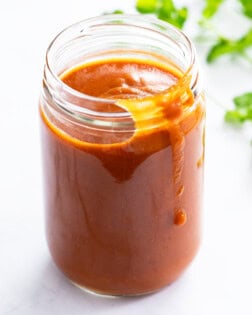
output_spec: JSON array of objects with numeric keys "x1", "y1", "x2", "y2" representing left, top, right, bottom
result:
[{"x1": 40, "y1": 14, "x2": 205, "y2": 296}]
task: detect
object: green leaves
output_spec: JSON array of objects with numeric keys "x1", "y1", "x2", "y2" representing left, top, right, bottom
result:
[
  {"x1": 112, "y1": 10, "x2": 124, "y2": 14},
  {"x1": 156, "y1": 0, "x2": 188, "y2": 29},
  {"x1": 108, "y1": 1, "x2": 252, "y2": 65},
  {"x1": 207, "y1": 29, "x2": 252, "y2": 62},
  {"x1": 199, "y1": 1, "x2": 252, "y2": 64},
  {"x1": 135, "y1": 0, "x2": 188, "y2": 29},
  {"x1": 201, "y1": 0, "x2": 252, "y2": 21},
  {"x1": 239, "y1": 0, "x2": 252, "y2": 18},
  {"x1": 136, "y1": 0, "x2": 157, "y2": 13},
  {"x1": 202, "y1": 0, "x2": 224, "y2": 19},
  {"x1": 225, "y1": 93, "x2": 252, "y2": 123}
]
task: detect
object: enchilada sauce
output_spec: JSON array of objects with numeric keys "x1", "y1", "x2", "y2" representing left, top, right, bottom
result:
[{"x1": 40, "y1": 58, "x2": 204, "y2": 295}]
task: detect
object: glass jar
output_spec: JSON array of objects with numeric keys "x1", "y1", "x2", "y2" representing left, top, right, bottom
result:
[{"x1": 40, "y1": 14, "x2": 205, "y2": 296}]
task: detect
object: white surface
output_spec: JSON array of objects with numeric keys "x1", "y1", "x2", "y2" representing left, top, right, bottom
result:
[{"x1": 1, "y1": 1, "x2": 252, "y2": 314}]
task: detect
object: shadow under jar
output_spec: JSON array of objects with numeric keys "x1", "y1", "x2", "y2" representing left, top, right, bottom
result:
[{"x1": 40, "y1": 14, "x2": 205, "y2": 296}]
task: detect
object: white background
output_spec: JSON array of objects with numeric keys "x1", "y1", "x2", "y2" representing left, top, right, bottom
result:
[{"x1": 1, "y1": 1, "x2": 252, "y2": 314}]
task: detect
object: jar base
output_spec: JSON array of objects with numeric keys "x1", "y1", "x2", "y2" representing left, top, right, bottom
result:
[{"x1": 70, "y1": 280, "x2": 161, "y2": 298}]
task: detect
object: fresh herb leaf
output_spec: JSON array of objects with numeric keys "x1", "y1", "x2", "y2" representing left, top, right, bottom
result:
[
  {"x1": 157, "y1": 0, "x2": 188, "y2": 29},
  {"x1": 104, "y1": 9, "x2": 124, "y2": 15},
  {"x1": 234, "y1": 92, "x2": 252, "y2": 108},
  {"x1": 239, "y1": 0, "x2": 252, "y2": 18},
  {"x1": 207, "y1": 28, "x2": 252, "y2": 62},
  {"x1": 225, "y1": 92, "x2": 252, "y2": 123},
  {"x1": 202, "y1": 0, "x2": 225, "y2": 19},
  {"x1": 136, "y1": 0, "x2": 157, "y2": 13},
  {"x1": 135, "y1": 0, "x2": 188, "y2": 29},
  {"x1": 225, "y1": 108, "x2": 252, "y2": 123},
  {"x1": 112, "y1": 10, "x2": 124, "y2": 14}
]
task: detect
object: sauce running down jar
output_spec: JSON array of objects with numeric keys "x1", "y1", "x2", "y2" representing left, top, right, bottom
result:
[{"x1": 40, "y1": 15, "x2": 205, "y2": 296}]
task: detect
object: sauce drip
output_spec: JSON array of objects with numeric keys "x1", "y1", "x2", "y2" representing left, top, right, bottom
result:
[
  {"x1": 174, "y1": 209, "x2": 187, "y2": 226},
  {"x1": 116, "y1": 73, "x2": 194, "y2": 224}
]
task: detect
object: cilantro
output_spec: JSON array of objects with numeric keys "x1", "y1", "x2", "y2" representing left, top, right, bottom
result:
[
  {"x1": 234, "y1": 93, "x2": 252, "y2": 108},
  {"x1": 136, "y1": 0, "x2": 157, "y2": 13},
  {"x1": 239, "y1": 0, "x2": 252, "y2": 18},
  {"x1": 136, "y1": 0, "x2": 188, "y2": 29},
  {"x1": 157, "y1": 1, "x2": 188, "y2": 29},
  {"x1": 207, "y1": 28, "x2": 252, "y2": 63},
  {"x1": 225, "y1": 93, "x2": 252, "y2": 123},
  {"x1": 202, "y1": 0, "x2": 224, "y2": 19},
  {"x1": 112, "y1": 10, "x2": 124, "y2": 14}
]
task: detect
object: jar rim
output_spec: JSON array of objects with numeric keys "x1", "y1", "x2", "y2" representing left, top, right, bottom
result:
[{"x1": 44, "y1": 14, "x2": 198, "y2": 121}]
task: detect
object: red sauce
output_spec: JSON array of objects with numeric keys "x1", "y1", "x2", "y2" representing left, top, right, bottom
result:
[{"x1": 40, "y1": 58, "x2": 205, "y2": 295}]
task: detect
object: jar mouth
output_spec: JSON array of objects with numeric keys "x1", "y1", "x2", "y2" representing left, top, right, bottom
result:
[{"x1": 43, "y1": 14, "x2": 198, "y2": 123}]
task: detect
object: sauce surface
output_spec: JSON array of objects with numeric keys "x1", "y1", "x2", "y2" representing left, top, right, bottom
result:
[
  {"x1": 62, "y1": 60, "x2": 178, "y2": 99},
  {"x1": 41, "y1": 57, "x2": 205, "y2": 295}
]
